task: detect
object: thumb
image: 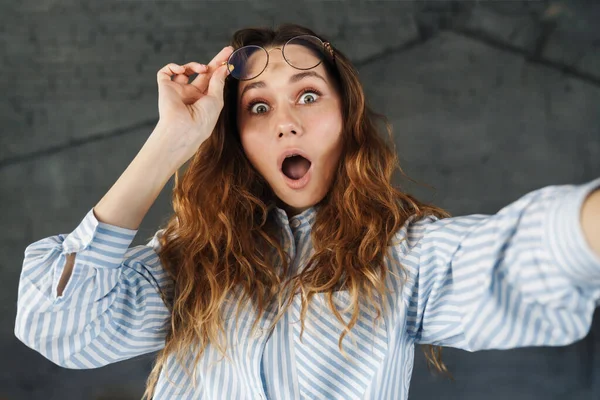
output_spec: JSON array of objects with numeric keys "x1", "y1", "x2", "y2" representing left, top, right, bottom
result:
[{"x1": 207, "y1": 64, "x2": 228, "y2": 99}]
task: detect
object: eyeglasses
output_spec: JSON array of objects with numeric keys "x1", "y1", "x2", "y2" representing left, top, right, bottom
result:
[{"x1": 223, "y1": 35, "x2": 335, "y2": 81}]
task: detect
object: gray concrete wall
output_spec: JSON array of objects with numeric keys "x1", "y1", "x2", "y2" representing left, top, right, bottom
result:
[{"x1": 2, "y1": 1, "x2": 599, "y2": 399}]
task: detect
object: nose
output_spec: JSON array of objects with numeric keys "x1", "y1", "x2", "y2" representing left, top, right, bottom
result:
[
  {"x1": 275, "y1": 105, "x2": 302, "y2": 138},
  {"x1": 278, "y1": 123, "x2": 298, "y2": 138}
]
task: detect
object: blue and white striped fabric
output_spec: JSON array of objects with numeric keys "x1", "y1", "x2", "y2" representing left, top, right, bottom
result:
[{"x1": 15, "y1": 178, "x2": 600, "y2": 399}]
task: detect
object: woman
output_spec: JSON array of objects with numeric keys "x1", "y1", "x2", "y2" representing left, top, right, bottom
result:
[{"x1": 14, "y1": 24, "x2": 600, "y2": 400}]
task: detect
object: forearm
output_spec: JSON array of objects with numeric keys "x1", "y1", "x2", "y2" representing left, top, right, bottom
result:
[
  {"x1": 581, "y1": 188, "x2": 600, "y2": 259},
  {"x1": 94, "y1": 123, "x2": 182, "y2": 230},
  {"x1": 57, "y1": 124, "x2": 186, "y2": 296}
]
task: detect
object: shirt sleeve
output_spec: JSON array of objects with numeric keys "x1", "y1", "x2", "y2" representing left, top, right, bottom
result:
[
  {"x1": 14, "y1": 208, "x2": 173, "y2": 368},
  {"x1": 394, "y1": 178, "x2": 600, "y2": 351}
]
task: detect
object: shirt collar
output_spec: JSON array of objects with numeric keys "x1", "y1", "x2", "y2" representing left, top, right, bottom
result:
[{"x1": 267, "y1": 201, "x2": 320, "y2": 229}]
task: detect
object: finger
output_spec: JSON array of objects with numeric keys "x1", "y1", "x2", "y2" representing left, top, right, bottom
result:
[
  {"x1": 191, "y1": 46, "x2": 234, "y2": 91},
  {"x1": 172, "y1": 74, "x2": 189, "y2": 84},
  {"x1": 206, "y1": 64, "x2": 229, "y2": 100},
  {"x1": 157, "y1": 63, "x2": 186, "y2": 85},
  {"x1": 182, "y1": 62, "x2": 208, "y2": 75},
  {"x1": 207, "y1": 46, "x2": 235, "y2": 71},
  {"x1": 174, "y1": 62, "x2": 208, "y2": 85},
  {"x1": 171, "y1": 62, "x2": 208, "y2": 85}
]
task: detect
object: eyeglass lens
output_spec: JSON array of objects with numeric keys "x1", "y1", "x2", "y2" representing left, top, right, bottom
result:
[{"x1": 227, "y1": 35, "x2": 325, "y2": 80}]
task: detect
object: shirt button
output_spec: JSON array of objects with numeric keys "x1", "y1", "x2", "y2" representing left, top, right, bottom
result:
[{"x1": 290, "y1": 219, "x2": 301, "y2": 228}]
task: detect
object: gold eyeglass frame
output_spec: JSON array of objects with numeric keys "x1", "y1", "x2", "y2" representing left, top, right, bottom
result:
[{"x1": 221, "y1": 35, "x2": 336, "y2": 81}]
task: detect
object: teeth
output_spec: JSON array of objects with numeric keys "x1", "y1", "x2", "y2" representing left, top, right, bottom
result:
[{"x1": 285, "y1": 154, "x2": 299, "y2": 158}]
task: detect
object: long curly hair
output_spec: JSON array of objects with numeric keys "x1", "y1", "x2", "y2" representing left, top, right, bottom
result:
[{"x1": 143, "y1": 23, "x2": 451, "y2": 399}]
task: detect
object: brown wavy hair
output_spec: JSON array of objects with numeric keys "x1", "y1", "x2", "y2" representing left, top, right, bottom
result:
[{"x1": 143, "y1": 23, "x2": 451, "y2": 399}]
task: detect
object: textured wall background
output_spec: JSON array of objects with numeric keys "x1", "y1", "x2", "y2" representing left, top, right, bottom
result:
[{"x1": 2, "y1": 0, "x2": 599, "y2": 399}]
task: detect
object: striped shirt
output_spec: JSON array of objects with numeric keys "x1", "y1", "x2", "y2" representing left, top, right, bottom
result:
[{"x1": 14, "y1": 179, "x2": 600, "y2": 400}]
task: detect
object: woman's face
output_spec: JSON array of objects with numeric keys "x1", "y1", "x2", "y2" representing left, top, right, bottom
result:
[{"x1": 237, "y1": 44, "x2": 344, "y2": 217}]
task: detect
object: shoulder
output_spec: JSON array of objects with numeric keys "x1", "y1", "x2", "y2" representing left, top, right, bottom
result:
[{"x1": 390, "y1": 213, "x2": 489, "y2": 257}]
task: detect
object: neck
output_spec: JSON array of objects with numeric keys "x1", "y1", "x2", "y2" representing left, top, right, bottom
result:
[{"x1": 275, "y1": 198, "x2": 313, "y2": 219}]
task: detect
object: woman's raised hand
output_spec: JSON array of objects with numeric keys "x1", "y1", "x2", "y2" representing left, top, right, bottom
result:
[{"x1": 154, "y1": 46, "x2": 234, "y2": 165}]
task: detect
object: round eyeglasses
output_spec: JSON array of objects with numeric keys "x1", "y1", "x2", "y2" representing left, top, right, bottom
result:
[{"x1": 223, "y1": 35, "x2": 335, "y2": 81}]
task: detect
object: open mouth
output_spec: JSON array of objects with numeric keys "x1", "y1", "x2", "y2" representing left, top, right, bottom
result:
[{"x1": 281, "y1": 154, "x2": 312, "y2": 180}]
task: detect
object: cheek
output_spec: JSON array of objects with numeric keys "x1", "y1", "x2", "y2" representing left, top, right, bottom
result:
[
  {"x1": 309, "y1": 109, "x2": 343, "y2": 148},
  {"x1": 240, "y1": 133, "x2": 269, "y2": 172},
  {"x1": 315, "y1": 113, "x2": 344, "y2": 170}
]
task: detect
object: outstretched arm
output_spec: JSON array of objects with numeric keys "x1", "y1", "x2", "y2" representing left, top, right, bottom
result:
[
  {"x1": 393, "y1": 178, "x2": 600, "y2": 351},
  {"x1": 582, "y1": 189, "x2": 600, "y2": 258}
]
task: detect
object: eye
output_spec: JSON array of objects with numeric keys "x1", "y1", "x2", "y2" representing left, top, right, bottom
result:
[
  {"x1": 298, "y1": 89, "x2": 321, "y2": 104},
  {"x1": 245, "y1": 88, "x2": 322, "y2": 116},
  {"x1": 246, "y1": 100, "x2": 270, "y2": 115}
]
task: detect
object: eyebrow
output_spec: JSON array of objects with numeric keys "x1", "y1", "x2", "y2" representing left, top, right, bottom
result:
[{"x1": 239, "y1": 71, "x2": 327, "y2": 101}]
